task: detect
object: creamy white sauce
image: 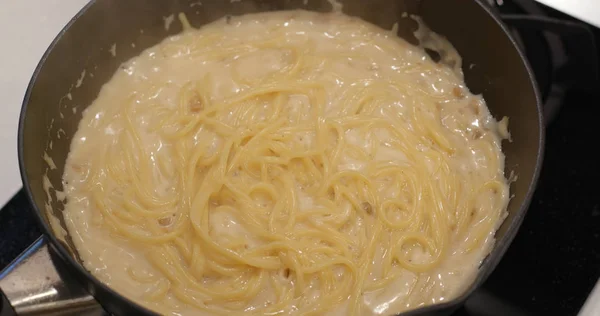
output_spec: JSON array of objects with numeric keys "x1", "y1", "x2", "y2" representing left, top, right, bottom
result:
[
  {"x1": 75, "y1": 69, "x2": 86, "y2": 88},
  {"x1": 164, "y1": 14, "x2": 175, "y2": 31},
  {"x1": 60, "y1": 10, "x2": 509, "y2": 316}
]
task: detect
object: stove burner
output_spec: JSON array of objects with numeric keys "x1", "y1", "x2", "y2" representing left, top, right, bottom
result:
[
  {"x1": 483, "y1": 0, "x2": 599, "y2": 125},
  {"x1": 502, "y1": 0, "x2": 566, "y2": 125}
]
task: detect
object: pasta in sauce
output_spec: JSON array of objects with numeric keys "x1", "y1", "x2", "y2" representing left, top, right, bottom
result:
[{"x1": 61, "y1": 10, "x2": 510, "y2": 316}]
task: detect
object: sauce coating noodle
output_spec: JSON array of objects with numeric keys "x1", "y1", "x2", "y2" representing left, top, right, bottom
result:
[{"x1": 61, "y1": 10, "x2": 510, "y2": 316}]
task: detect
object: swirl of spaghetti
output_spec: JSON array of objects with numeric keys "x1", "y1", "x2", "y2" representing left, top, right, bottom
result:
[{"x1": 61, "y1": 10, "x2": 510, "y2": 316}]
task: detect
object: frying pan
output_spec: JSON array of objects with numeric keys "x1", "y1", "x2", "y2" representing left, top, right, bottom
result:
[{"x1": 0, "y1": 0, "x2": 544, "y2": 315}]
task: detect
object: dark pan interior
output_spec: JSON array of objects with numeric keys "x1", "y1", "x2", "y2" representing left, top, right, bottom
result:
[{"x1": 18, "y1": 0, "x2": 543, "y2": 315}]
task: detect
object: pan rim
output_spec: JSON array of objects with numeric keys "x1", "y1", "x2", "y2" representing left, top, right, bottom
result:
[
  {"x1": 16, "y1": 0, "x2": 159, "y2": 315},
  {"x1": 16, "y1": 0, "x2": 544, "y2": 315}
]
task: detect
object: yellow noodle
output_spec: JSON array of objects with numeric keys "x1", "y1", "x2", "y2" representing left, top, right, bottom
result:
[{"x1": 61, "y1": 10, "x2": 510, "y2": 316}]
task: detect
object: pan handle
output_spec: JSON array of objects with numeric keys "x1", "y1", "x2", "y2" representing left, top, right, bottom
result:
[{"x1": 0, "y1": 236, "x2": 105, "y2": 316}]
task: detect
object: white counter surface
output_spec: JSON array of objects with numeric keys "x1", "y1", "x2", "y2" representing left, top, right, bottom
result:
[
  {"x1": 535, "y1": 0, "x2": 600, "y2": 28},
  {"x1": 0, "y1": 0, "x2": 89, "y2": 207}
]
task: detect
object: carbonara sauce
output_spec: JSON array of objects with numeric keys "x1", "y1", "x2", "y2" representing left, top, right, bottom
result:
[{"x1": 61, "y1": 11, "x2": 510, "y2": 316}]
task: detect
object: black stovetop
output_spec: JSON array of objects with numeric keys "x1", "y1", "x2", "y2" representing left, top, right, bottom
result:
[
  {"x1": 454, "y1": 82, "x2": 600, "y2": 316},
  {"x1": 1, "y1": 1, "x2": 599, "y2": 316}
]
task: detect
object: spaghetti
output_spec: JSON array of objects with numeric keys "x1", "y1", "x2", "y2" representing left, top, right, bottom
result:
[{"x1": 61, "y1": 10, "x2": 510, "y2": 316}]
